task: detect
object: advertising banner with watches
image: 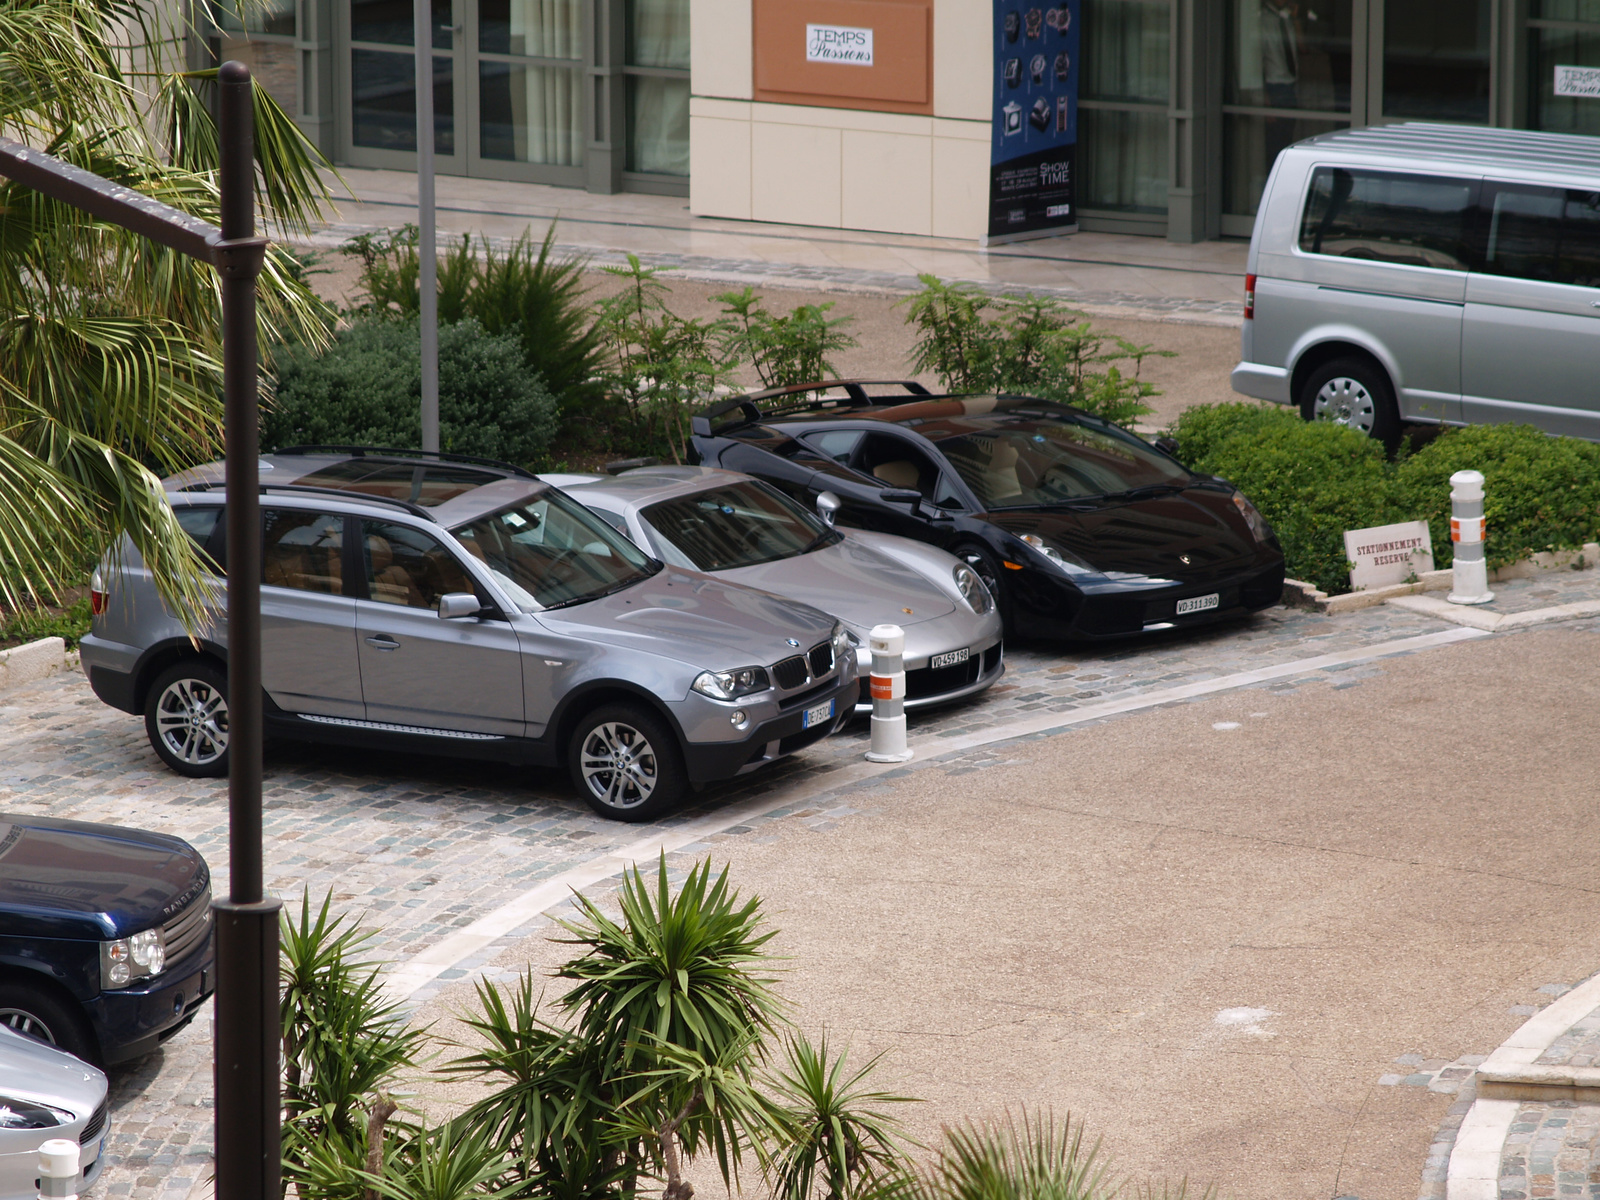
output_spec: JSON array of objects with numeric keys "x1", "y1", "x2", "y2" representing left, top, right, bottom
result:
[{"x1": 986, "y1": 0, "x2": 1080, "y2": 243}]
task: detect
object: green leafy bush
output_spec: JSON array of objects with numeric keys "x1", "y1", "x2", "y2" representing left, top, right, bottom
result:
[
  {"x1": 0, "y1": 595, "x2": 92, "y2": 649},
  {"x1": 264, "y1": 315, "x2": 559, "y2": 470},
  {"x1": 342, "y1": 225, "x2": 606, "y2": 413},
  {"x1": 899, "y1": 276, "x2": 1169, "y2": 429},
  {"x1": 716, "y1": 288, "x2": 858, "y2": 389},
  {"x1": 1170, "y1": 403, "x2": 1600, "y2": 593}
]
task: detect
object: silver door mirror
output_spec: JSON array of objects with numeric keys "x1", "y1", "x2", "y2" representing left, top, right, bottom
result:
[
  {"x1": 438, "y1": 592, "x2": 482, "y2": 620},
  {"x1": 815, "y1": 491, "x2": 840, "y2": 526}
]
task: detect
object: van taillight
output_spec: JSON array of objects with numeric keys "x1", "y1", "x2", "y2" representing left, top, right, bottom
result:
[
  {"x1": 90, "y1": 570, "x2": 106, "y2": 616},
  {"x1": 1244, "y1": 274, "x2": 1256, "y2": 320}
]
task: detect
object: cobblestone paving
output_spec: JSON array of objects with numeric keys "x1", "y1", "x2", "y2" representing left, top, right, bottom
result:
[
  {"x1": 1539, "y1": 1011, "x2": 1600, "y2": 1068},
  {"x1": 303, "y1": 224, "x2": 1245, "y2": 321},
  {"x1": 1498, "y1": 1100, "x2": 1600, "y2": 1200},
  {"x1": 4, "y1": 573, "x2": 1599, "y2": 1200}
]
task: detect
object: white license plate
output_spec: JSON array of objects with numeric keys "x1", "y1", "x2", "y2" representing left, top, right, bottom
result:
[
  {"x1": 802, "y1": 699, "x2": 835, "y2": 729},
  {"x1": 1176, "y1": 592, "x2": 1220, "y2": 615},
  {"x1": 929, "y1": 647, "x2": 971, "y2": 670}
]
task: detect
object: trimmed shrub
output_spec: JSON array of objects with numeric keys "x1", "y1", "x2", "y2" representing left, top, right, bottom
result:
[
  {"x1": 1170, "y1": 403, "x2": 1600, "y2": 593},
  {"x1": 1400, "y1": 423, "x2": 1600, "y2": 571},
  {"x1": 264, "y1": 316, "x2": 559, "y2": 470},
  {"x1": 1170, "y1": 403, "x2": 1402, "y2": 594}
]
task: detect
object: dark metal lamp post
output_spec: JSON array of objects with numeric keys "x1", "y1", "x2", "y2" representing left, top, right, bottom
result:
[{"x1": 0, "y1": 60, "x2": 279, "y2": 1199}]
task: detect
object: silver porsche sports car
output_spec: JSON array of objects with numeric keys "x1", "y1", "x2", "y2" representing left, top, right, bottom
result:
[
  {"x1": 544, "y1": 466, "x2": 1004, "y2": 712},
  {"x1": 0, "y1": 1025, "x2": 109, "y2": 1200}
]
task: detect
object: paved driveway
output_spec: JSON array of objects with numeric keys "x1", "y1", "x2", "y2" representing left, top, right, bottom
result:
[{"x1": 0, "y1": 583, "x2": 1594, "y2": 1200}]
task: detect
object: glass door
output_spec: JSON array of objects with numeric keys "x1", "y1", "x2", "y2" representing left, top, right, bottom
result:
[
  {"x1": 467, "y1": 0, "x2": 587, "y2": 184},
  {"x1": 345, "y1": 0, "x2": 466, "y2": 172},
  {"x1": 1375, "y1": 0, "x2": 1493, "y2": 123}
]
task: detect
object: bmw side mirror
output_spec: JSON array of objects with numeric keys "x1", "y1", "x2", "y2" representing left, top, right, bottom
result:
[
  {"x1": 438, "y1": 593, "x2": 482, "y2": 620},
  {"x1": 815, "y1": 491, "x2": 840, "y2": 526}
]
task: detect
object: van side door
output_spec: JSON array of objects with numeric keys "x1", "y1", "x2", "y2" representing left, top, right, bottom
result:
[
  {"x1": 1285, "y1": 166, "x2": 1478, "y2": 425},
  {"x1": 1462, "y1": 182, "x2": 1600, "y2": 438}
]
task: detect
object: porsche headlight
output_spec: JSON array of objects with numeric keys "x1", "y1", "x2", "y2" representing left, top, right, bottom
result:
[
  {"x1": 952, "y1": 564, "x2": 993, "y2": 614},
  {"x1": 691, "y1": 667, "x2": 771, "y2": 701},
  {"x1": 101, "y1": 925, "x2": 165, "y2": 989},
  {"x1": 1232, "y1": 492, "x2": 1273, "y2": 544}
]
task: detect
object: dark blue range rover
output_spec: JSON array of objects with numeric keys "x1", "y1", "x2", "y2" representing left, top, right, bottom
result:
[{"x1": 0, "y1": 815, "x2": 215, "y2": 1066}]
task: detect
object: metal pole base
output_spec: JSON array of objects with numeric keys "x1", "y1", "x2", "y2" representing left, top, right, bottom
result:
[{"x1": 212, "y1": 898, "x2": 283, "y2": 1200}]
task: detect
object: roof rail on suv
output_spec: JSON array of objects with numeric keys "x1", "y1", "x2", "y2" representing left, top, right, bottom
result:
[
  {"x1": 269, "y1": 444, "x2": 538, "y2": 480},
  {"x1": 692, "y1": 380, "x2": 932, "y2": 437},
  {"x1": 176, "y1": 481, "x2": 437, "y2": 521}
]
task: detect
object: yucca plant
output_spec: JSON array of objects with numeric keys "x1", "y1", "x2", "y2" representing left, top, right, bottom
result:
[
  {"x1": 763, "y1": 1034, "x2": 918, "y2": 1200},
  {"x1": 924, "y1": 1110, "x2": 1113, "y2": 1200}
]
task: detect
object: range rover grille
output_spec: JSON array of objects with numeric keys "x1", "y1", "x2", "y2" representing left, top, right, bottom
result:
[{"x1": 162, "y1": 884, "x2": 212, "y2": 967}]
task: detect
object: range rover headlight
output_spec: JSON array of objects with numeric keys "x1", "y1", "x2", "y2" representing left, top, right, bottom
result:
[
  {"x1": 101, "y1": 925, "x2": 165, "y2": 990},
  {"x1": 691, "y1": 666, "x2": 771, "y2": 701},
  {"x1": 952, "y1": 564, "x2": 993, "y2": 615},
  {"x1": 831, "y1": 623, "x2": 852, "y2": 663}
]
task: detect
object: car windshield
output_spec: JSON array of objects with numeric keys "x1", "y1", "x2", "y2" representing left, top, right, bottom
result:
[
  {"x1": 639, "y1": 480, "x2": 838, "y2": 571},
  {"x1": 450, "y1": 490, "x2": 657, "y2": 610},
  {"x1": 936, "y1": 420, "x2": 1190, "y2": 508}
]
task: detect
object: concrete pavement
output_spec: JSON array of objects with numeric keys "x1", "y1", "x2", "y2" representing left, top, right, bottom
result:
[{"x1": 417, "y1": 623, "x2": 1600, "y2": 1200}]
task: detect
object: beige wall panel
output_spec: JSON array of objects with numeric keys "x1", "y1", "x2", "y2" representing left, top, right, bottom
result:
[
  {"x1": 931, "y1": 128, "x2": 989, "y2": 239},
  {"x1": 933, "y1": 0, "x2": 991, "y2": 120},
  {"x1": 690, "y1": 114, "x2": 754, "y2": 219},
  {"x1": 751, "y1": 122, "x2": 843, "y2": 225},
  {"x1": 841, "y1": 129, "x2": 933, "y2": 235},
  {"x1": 691, "y1": 0, "x2": 754, "y2": 100}
]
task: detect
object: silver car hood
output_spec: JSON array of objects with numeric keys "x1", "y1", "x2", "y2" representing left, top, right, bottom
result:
[
  {"x1": 715, "y1": 538, "x2": 956, "y2": 633},
  {"x1": 537, "y1": 567, "x2": 837, "y2": 668},
  {"x1": 0, "y1": 1025, "x2": 106, "y2": 1111}
]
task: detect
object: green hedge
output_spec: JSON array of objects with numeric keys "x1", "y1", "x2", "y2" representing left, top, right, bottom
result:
[
  {"x1": 1171, "y1": 403, "x2": 1600, "y2": 595},
  {"x1": 264, "y1": 316, "x2": 559, "y2": 470}
]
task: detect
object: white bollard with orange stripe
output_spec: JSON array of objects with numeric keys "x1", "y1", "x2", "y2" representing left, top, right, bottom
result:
[
  {"x1": 1447, "y1": 469, "x2": 1494, "y2": 606},
  {"x1": 37, "y1": 1140, "x2": 80, "y2": 1200},
  {"x1": 865, "y1": 623, "x2": 913, "y2": 763}
]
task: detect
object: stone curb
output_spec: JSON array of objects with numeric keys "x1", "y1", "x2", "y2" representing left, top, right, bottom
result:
[
  {"x1": 1445, "y1": 971, "x2": 1600, "y2": 1198},
  {"x1": 0, "y1": 636, "x2": 72, "y2": 696},
  {"x1": 1284, "y1": 542, "x2": 1600, "y2": 614}
]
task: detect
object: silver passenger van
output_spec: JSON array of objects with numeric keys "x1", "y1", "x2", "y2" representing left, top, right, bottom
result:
[{"x1": 1231, "y1": 123, "x2": 1600, "y2": 444}]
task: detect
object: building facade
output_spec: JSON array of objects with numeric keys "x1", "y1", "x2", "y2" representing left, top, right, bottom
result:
[{"x1": 200, "y1": 0, "x2": 1600, "y2": 242}]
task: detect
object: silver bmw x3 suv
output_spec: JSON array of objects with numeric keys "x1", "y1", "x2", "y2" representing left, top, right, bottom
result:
[{"x1": 78, "y1": 448, "x2": 857, "y2": 821}]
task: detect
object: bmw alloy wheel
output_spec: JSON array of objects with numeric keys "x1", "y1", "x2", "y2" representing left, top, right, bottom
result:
[
  {"x1": 153, "y1": 676, "x2": 229, "y2": 768},
  {"x1": 1312, "y1": 375, "x2": 1378, "y2": 434},
  {"x1": 578, "y1": 721, "x2": 659, "y2": 811}
]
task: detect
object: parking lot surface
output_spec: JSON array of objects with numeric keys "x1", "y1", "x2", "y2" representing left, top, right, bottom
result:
[{"x1": 2, "y1": 571, "x2": 1597, "y2": 1199}]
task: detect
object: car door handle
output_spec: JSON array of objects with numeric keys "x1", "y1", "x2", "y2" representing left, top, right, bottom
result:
[{"x1": 364, "y1": 635, "x2": 400, "y2": 651}]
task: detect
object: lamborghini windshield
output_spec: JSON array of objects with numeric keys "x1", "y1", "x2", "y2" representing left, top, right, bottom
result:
[{"x1": 935, "y1": 420, "x2": 1190, "y2": 508}]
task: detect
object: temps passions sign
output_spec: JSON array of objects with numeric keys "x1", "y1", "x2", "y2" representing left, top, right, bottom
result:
[{"x1": 806, "y1": 24, "x2": 874, "y2": 65}]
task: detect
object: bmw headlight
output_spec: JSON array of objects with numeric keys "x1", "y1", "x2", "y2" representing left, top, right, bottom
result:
[
  {"x1": 952, "y1": 563, "x2": 993, "y2": 614},
  {"x1": 831, "y1": 623, "x2": 853, "y2": 664},
  {"x1": 1232, "y1": 492, "x2": 1273, "y2": 544},
  {"x1": 101, "y1": 926, "x2": 166, "y2": 989},
  {"x1": 691, "y1": 666, "x2": 771, "y2": 701}
]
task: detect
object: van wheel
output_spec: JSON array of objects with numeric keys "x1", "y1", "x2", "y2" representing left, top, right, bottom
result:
[
  {"x1": 567, "y1": 703, "x2": 686, "y2": 822},
  {"x1": 0, "y1": 980, "x2": 101, "y2": 1065},
  {"x1": 145, "y1": 660, "x2": 230, "y2": 778},
  {"x1": 1299, "y1": 357, "x2": 1400, "y2": 450}
]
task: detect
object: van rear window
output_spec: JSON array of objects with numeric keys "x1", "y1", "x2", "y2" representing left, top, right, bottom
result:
[{"x1": 1299, "y1": 167, "x2": 1477, "y2": 271}]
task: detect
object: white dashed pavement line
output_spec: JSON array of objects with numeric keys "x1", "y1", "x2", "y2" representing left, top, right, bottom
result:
[{"x1": 384, "y1": 624, "x2": 1492, "y2": 1000}]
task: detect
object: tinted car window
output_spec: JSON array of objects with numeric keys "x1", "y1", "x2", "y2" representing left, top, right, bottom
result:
[
  {"x1": 858, "y1": 433, "x2": 941, "y2": 496},
  {"x1": 1299, "y1": 167, "x2": 1477, "y2": 270},
  {"x1": 639, "y1": 481, "x2": 835, "y2": 571},
  {"x1": 362, "y1": 520, "x2": 475, "y2": 609},
  {"x1": 295, "y1": 461, "x2": 501, "y2": 506},
  {"x1": 263, "y1": 509, "x2": 345, "y2": 594},
  {"x1": 449, "y1": 491, "x2": 655, "y2": 610},
  {"x1": 1478, "y1": 181, "x2": 1600, "y2": 286},
  {"x1": 806, "y1": 430, "x2": 863, "y2": 463},
  {"x1": 935, "y1": 421, "x2": 1190, "y2": 507},
  {"x1": 174, "y1": 505, "x2": 222, "y2": 568}
]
